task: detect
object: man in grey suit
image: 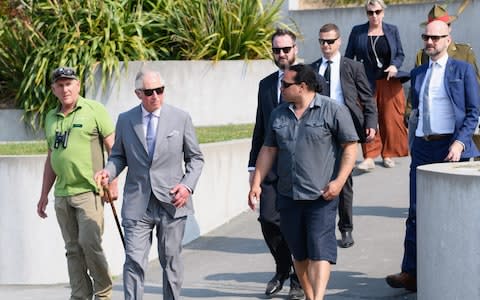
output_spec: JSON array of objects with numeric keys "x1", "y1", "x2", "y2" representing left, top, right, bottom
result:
[
  {"x1": 310, "y1": 23, "x2": 378, "y2": 248},
  {"x1": 95, "y1": 69, "x2": 204, "y2": 300}
]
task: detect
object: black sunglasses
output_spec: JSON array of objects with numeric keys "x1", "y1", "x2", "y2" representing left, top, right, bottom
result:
[
  {"x1": 141, "y1": 86, "x2": 165, "y2": 96},
  {"x1": 421, "y1": 34, "x2": 448, "y2": 42},
  {"x1": 281, "y1": 80, "x2": 300, "y2": 89},
  {"x1": 318, "y1": 38, "x2": 338, "y2": 45},
  {"x1": 272, "y1": 46, "x2": 295, "y2": 55},
  {"x1": 366, "y1": 9, "x2": 383, "y2": 16}
]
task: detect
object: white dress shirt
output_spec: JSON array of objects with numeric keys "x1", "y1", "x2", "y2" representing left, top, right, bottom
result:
[
  {"x1": 416, "y1": 54, "x2": 455, "y2": 137},
  {"x1": 277, "y1": 70, "x2": 284, "y2": 103},
  {"x1": 319, "y1": 52, "x2": 344, "y2": 105}
]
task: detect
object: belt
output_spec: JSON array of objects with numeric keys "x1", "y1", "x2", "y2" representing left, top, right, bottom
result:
[{"x1": 422, "y1": 134, "x2": 453, "y2": 141}]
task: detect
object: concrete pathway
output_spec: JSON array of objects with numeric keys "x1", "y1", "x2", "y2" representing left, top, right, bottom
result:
[{"x1": 0, "y1": 155, "x2": 417, "y2": 299}]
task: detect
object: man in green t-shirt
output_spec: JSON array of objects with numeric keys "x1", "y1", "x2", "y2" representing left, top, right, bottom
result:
[{"x1": 36, "y1": 67, "x2": 116, "y2": 300}]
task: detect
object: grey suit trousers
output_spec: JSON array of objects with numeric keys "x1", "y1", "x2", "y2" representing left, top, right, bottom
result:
[{"x1": 123, "y1": 196, "x2": 187, "y2": 300}]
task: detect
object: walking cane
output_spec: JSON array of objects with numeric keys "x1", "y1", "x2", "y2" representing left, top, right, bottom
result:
[{"x1": 97, "y1": 179, "x2": 125, "y2": 249}]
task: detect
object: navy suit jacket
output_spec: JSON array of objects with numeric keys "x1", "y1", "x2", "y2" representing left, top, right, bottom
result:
[
  {"x1": 410, "y1": 58, "x2": 480, "y2": 158},
  {"x1": 345, "y1": 22, "x2": 405, "y2": 89},
  {"x1": 311, "y1": 57, "x2": 377, "y2": 143}
]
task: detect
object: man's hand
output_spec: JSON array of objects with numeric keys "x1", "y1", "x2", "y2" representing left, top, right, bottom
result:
[
  {"x1": 170, "y1": 184, "x2": 191, "y2": 208},
  {"x1": 445, "y1": 140, "x2": 464, "y2": 162},
  {"x1": 105, "y1": 180, "x2": 119, "y2": 202},
  {"x1": 37, "y1": 197, "x2": 49, "y2": 218},
  {"x1": 248, "y1": 186, "x2": 262, "y2": 211},
  {"x1": 94, "y1": 169, "x2": 110, "y2": 187},
  {"x1": 321, "y1": 179, "x2": 343, "y2": 201}
]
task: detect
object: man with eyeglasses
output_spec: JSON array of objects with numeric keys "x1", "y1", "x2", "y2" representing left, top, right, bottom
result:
[
  {"x1": 95, "y1": 68, "x2": 204, "y2": 300},
  {"x1": 415, "y1": 4, "x2": 479, "y2": 82},
  {"x1": 37, "y1": 66, "x2": 116, "y2": 300},
  {"x1": 248, "y1": 28, "x2": 327, "y2": 299},
  {"x1": 310, "y1": 23, "x2": 377, "y2": 249},
  {"x1": 386, "y1": 20, "x2": 480, "y2": 292},
  {"x1": 249, "y1": 63, "x2": 358, "y2": 300}
]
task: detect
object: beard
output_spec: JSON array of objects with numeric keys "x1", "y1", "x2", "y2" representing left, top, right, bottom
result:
[
  {"x1": 424, "y1": 45, "x2": 443, "y2": 58},
  {"x1": 275, "y1": 56, "x2": 295, "y2": 70}
]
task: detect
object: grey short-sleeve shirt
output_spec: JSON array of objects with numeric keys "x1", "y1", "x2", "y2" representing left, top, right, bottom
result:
[{"x1": 264, "y1": 93, "x2": 358, "y2": 202}]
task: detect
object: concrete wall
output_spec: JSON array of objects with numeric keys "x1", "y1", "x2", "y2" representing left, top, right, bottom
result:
[
  {"x1": 85, "y1": 60, "x2": 276, "y2": 126},
  {"x1": 287, "y1": 2, "x2": 480, "y2": 74},
  {"x1": 0, "y1": 110, "x2": 45, "y2": 141},
  {"x1": 0, "y1": 60, "x2": 276, "y2": 142},
  {"x1": 417, "y1": 162, "x2": 480, "y2": 299},
  {"x1": 0, "y1": 139, "x2": 251, "y2": 284}
]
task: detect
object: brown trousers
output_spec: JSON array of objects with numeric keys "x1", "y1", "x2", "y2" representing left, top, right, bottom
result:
[{"x1": 362, "y1": 78, "x2": 409, "y2": 159}]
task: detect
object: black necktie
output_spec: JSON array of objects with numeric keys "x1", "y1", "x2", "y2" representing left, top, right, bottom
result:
[{"x1": 323, "y1": 60, "x2": 332, "y2": 96}]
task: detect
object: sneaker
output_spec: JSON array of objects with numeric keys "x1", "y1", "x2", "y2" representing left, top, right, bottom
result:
[
  {"x1": 356, "y1": 158, "x2": 375, "y2": 172},
  {"x1": 383, "y1": 158, "x2": 395, "y2": 168}
]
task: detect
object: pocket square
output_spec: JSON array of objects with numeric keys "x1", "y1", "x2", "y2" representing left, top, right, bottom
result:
[{"x1": 167, "y1": 130, "x2": 179, "y2": 137}]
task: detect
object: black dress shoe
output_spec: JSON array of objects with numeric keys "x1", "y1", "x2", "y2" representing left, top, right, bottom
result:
[
  {"x1": 340, "y1": 231, "x2": 354, "y2": 248},
  {"x1": 265, "y1": 273, "x2": 286, "y2": 296},
  {"x1": 288, "y1": 277, "x2": 305, "y2": 300}
]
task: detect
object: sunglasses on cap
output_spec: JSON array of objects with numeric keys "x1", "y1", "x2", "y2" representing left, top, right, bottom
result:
[
  {"x1": 366, "y1": 9, "x2": 383, "y2": 16},
  {"x1": 421, "y1": 34, "x2": 448, "y2": 42},
  {"x1": 141, "y1": 86, "x2": 165, "y2": 96},
  {"x1": 318, "y1": 38, "x2": 338, "y2": 45},
  {"x1": 281, "y1": 80, "x2": 300, "y2": 89},
  {"x1": 272, "y1": 46, "x2": 295, "y2": 54},
  {"x1": 52, "y1": 67, "x2": 77, "y2": 82}
]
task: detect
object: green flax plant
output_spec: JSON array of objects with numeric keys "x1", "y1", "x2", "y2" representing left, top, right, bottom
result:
[
  {"x1": 1, "y1": 0, "x2": 288, "y2": 128},
  {"x1": 144, "y1": 0, "x2": 286, "y2": 60},
  {"x1": 1, "y1": 0, "x2": 157, "y2": 128}
]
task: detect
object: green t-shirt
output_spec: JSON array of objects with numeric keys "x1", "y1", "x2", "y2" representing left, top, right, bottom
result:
[{"x1": 45, "y1": 97, "x2": 115, "y2": 196}]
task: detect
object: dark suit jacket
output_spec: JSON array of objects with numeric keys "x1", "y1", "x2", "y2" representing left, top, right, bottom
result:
[
  {"x1": 311, "y1": 57, "x2": 378, "y2": 143},
  {"x1": 345, "y1": 22, "x2": 405, "y2": 89},
  {"x1": 248, "y1": 70, "x2": 327, "y2": 173},
  {"x1": 410, "y1": 58, "x2": 480, "y2": 158}
]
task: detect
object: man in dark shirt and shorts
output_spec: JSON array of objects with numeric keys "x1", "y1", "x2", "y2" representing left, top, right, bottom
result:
[{"x1": 249, "y1": 64, "x2": 358, "y2": 300}]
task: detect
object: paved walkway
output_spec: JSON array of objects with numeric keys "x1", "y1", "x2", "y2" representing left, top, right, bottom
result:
[{"x1": 0, "y1": 155, "x2": 417, "y2": 299}]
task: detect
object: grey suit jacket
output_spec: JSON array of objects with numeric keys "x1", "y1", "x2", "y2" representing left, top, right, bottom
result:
[{"x1": 106, "y1": 104, "x2": 204, "y2": 220}]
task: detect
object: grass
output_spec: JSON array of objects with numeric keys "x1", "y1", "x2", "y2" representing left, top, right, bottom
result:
[{"x1": 0, "y1": 123, "x2": 254, "y2": 155}]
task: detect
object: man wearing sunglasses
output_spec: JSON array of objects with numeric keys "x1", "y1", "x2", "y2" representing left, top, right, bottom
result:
[
  {"x1": 249, "y1": 64, "x2": 358, "y2": 300},
  {"x1": 415, "y1": 4, "x2": 479, "y2": 82},
  {"x1": 387, "y1": 20, "x2": 480, "y2": 293},
  {"x1": 248, "y1": 28, "x2": 327, "y2": 299},
  {"x1": 310, "y1": 23, "x2": 378, "y2": 249},
  {"x1": 95, "y1": 68, "x2": 204, "y2": 300},
  {"x1": 37, "y1": 67, "x2": 116, "y2": 300}
]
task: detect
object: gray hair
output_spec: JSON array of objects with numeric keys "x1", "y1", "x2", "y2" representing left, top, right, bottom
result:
[
  {"x1": 365, "y1": 0, "x2": 386, "y2": 10},
  {"x1": 134, "y1": 68, "x2": 163, "y2": 90}
]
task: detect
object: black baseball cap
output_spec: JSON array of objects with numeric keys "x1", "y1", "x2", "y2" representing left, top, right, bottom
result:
[{"x1": 51, "y1": 67, "x2": 78, "y2": 82}]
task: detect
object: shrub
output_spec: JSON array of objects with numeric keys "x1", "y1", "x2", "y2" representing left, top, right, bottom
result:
[{"x1": 0, "y1": 0, "x2": 288, "y2": 129}]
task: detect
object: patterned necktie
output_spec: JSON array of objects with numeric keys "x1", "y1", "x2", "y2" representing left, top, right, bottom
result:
[
  {"x1": 146, "y1": 113, "x2": 156, "y2": 158},
  {"x1": 323, "y1": 60, "x2": 332, "y2": 97},
  {"x1": 422, "y1": 63, "x2": 434, "y2": 136}
]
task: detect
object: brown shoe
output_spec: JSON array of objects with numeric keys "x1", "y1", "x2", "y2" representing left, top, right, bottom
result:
[{"x1": 385, "y1": 272, "x2": 417, "y2": 292}]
